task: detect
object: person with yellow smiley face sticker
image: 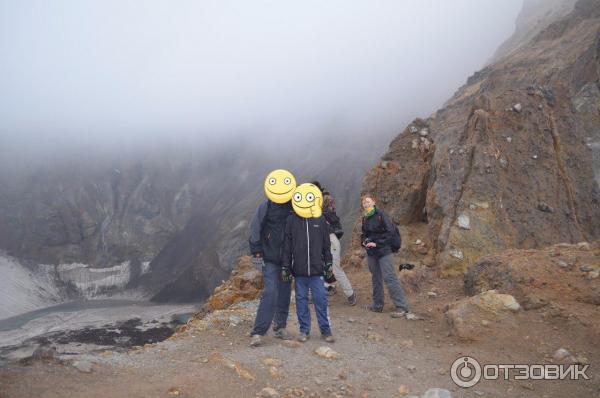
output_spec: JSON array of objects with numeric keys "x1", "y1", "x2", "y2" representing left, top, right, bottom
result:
[
  {"x1": 291, "y1": 183, "x2": 323, "y2": 218},
  {"x1": 282, "y1": 183, "x2": 335, "y2": 343},
  {"x1": 264, "y1": 169, "x2": 297, "y2": 204},
  {"x1": 248, "y1": 169, "x2": 297, "y2": 347}
]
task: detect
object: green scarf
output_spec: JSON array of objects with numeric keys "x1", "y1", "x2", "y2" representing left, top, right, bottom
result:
[{"x1": 363, "y1": 206, "x2": 376, "y2": 218}]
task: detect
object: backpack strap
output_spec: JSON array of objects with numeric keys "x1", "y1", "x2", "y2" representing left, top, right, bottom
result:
[
  {"x1": 259, "y1": 200, "x2": 271, "y2": 231},
  {"x1": 377, "y1": 214, "x2": 386, "y2": 231}
]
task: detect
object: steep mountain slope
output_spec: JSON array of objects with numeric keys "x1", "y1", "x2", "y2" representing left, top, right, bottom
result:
[
  {"x1": 361, "y1": 0, "x2": 600, "y2": 276},
  {"x1": 489, "y1": 0, "x2": 577, "y2": 63}
]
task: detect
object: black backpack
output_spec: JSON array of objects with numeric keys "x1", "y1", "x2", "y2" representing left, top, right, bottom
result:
[{"x1": 374, "y1": 212, "x2": 401, "y2": 253}]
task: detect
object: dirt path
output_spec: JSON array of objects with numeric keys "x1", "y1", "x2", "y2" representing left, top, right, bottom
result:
[{"x1": 1, "y1": 271, "x2": 599, "y2": 398}]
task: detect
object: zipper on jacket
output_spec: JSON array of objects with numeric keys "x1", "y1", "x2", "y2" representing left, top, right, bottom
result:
[{"x1": 306, "y1": 219, "x2": 310, "y2": 276}]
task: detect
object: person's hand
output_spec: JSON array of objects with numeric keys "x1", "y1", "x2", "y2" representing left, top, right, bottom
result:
[
  {"x1": 310, "y1": 205, "x2": 321, "y2": 217},
  {"x1": 251, "y1": 253, "x2": 265, "y2": 269},
  {"x1": 366, "y1": 242, "x2": 377, "y2": 248},
  {"x1": 324, "y1": 263, "x2": 334, "y2": 281},
  {"x1": 281, "y1": 267, "x2": 293, "y2": 283}
]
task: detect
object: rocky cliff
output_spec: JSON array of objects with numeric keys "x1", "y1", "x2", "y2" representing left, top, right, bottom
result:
[{"x1": 360, "y1": 0, "x2": 600, "y2": 276}]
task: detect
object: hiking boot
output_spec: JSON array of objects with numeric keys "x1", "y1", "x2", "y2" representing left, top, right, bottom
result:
[
  {"x1": 347, "y1": 292, "x2": 357, "y2": 306},
  {"x1": 273, "y1": 328, "x2": 293, "y2": 340},
  {"x1": 249, "y1": 334, "x2": 263, "y2": 347},
  {"x1": 391, "y1": 309, "x2": 407, "y2": 318},
  {"x1": 326, "y1": 285, "x2": 337, "y2": 296},
  {"x1": 321, "y1": 333, "x2": 335, "y2": 343},
  {"x1": 367, "y1": 304, "x2": 383, "y2": 313},
  {"x1": 297, "y1": 332, "x2": 309, "y2": 343}
]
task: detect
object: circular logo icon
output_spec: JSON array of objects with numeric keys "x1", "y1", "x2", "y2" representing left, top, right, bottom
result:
[{"x1": 450, "y1": 356, "x2": 482, "y2": 388}]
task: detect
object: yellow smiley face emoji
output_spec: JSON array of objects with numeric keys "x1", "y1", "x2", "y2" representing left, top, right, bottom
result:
[
  {"x1": 264, "y1": 169, "x2": 297, "y2": 204},
  {"x1": 292, "y1": 183, "x2": 323, "y2": 218}
]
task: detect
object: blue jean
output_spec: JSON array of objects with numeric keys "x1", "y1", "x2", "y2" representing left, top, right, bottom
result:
[
  {"x1": 295, "y1": 276, "x2": 331, "y2": 335},
  {"x1": 251, "y1": 262, "x2": 292, "y2": 336}
]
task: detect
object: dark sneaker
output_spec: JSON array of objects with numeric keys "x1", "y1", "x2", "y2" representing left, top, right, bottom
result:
[
  {"x1": 347, "y1": 292, "x2": 357, "y2": 306},
  {"x1": 273, "y1": 328, "x2": 293, "y2": 340},
  {"x1": 321, "y1": 333, "x2": 335, "y2": 343},
  {"x1": 249, "y1": 334, "x2": 263, "y2": 347},
  {"x1": 297, "y1": 332, "x2": 309, "y2": 343},
  {"x1": 367, "y1": 304, "x2": 383, "y2": 313}
]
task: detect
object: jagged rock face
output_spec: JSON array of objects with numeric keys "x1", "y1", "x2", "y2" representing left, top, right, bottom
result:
[
  {"x1": 361, "y1": 0, "x2": 600, "y2": 276},
  {"x1": 0, "y1": 156, "x2": 195, "y2": 267},
  {"x1": 362, "y1": 118, "x2": 434, "y2": 225}
]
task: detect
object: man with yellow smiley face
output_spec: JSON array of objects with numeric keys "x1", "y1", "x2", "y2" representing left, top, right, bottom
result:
[
  {"x1": 264, "y1": 169, "x2": 297, "y2": 204},
  {"x1": 248, "y1": 169, "x2": 297, "y2": 347}
]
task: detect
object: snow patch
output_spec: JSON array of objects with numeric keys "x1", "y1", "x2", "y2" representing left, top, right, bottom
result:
[
  {"x1": 57, "y1": 262, "x2": 131, "y2": 298},
  {"x1": 0, "y1": 254, "x2": 63, "y2": 320}
]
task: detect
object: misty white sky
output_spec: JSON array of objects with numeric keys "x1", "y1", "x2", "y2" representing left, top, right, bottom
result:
[{"x1": 0, "y1": 0, "x2": 522, "y2": 150}]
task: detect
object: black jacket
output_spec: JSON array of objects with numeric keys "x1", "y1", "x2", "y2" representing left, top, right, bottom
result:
[
  {"x1": 323, "y1": 205, "x2": 343, "y2": 238},
  {"x1": 249, "y1": 200, "x2": 294, "y2": 265},
  {"x1": 282, "y1": 214, "x2": 332, "y2": 277},
  {"x1": 361, "y1": 207, "x2": 394, "y2": 258}
]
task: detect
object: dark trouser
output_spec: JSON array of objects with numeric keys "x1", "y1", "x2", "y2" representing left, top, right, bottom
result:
[
  {"x1": 251, "y1": 262, "x2": 292, "y2": 336},
  {"x1": 367, "y1": 254, "x2": 410, "y2": 311},
  {"x1": 295, "y1": 276, "x2": 331, "y2": 335}
]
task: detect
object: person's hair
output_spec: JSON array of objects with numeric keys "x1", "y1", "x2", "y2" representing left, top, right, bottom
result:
[
  {"x1": 311, "y1": 181, "x2": 323, "y2": 191},
  {"x1": 361, "y1": 193, "x2": 377, "y2": 203},
  {"x1": 323, "y1": 193, "x2": 334, "y2": 209}
]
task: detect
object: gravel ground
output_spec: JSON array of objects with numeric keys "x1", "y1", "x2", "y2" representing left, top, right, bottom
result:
[{"x1": 1, "y1": 271, "x2": 599, "y2": 398}]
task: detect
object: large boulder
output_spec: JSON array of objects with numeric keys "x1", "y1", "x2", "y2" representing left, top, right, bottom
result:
[{"x1": 445, "y1": 290, "x2": 521, "y2": 341}]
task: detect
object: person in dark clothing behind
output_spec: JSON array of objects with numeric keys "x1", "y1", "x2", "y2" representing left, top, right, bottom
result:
[
  {"x1": 282, "y1": 183, "x2": 335, "y2": 343},
  {"x1": 248, "y1": 169, "x2": 297, "y2": 347},
  {"x1": 311, "y1": 181, "x2": 357, "y2": 305},
  {"x1": 360, "y1": 193, "x2": 414, "y2": 319}
]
